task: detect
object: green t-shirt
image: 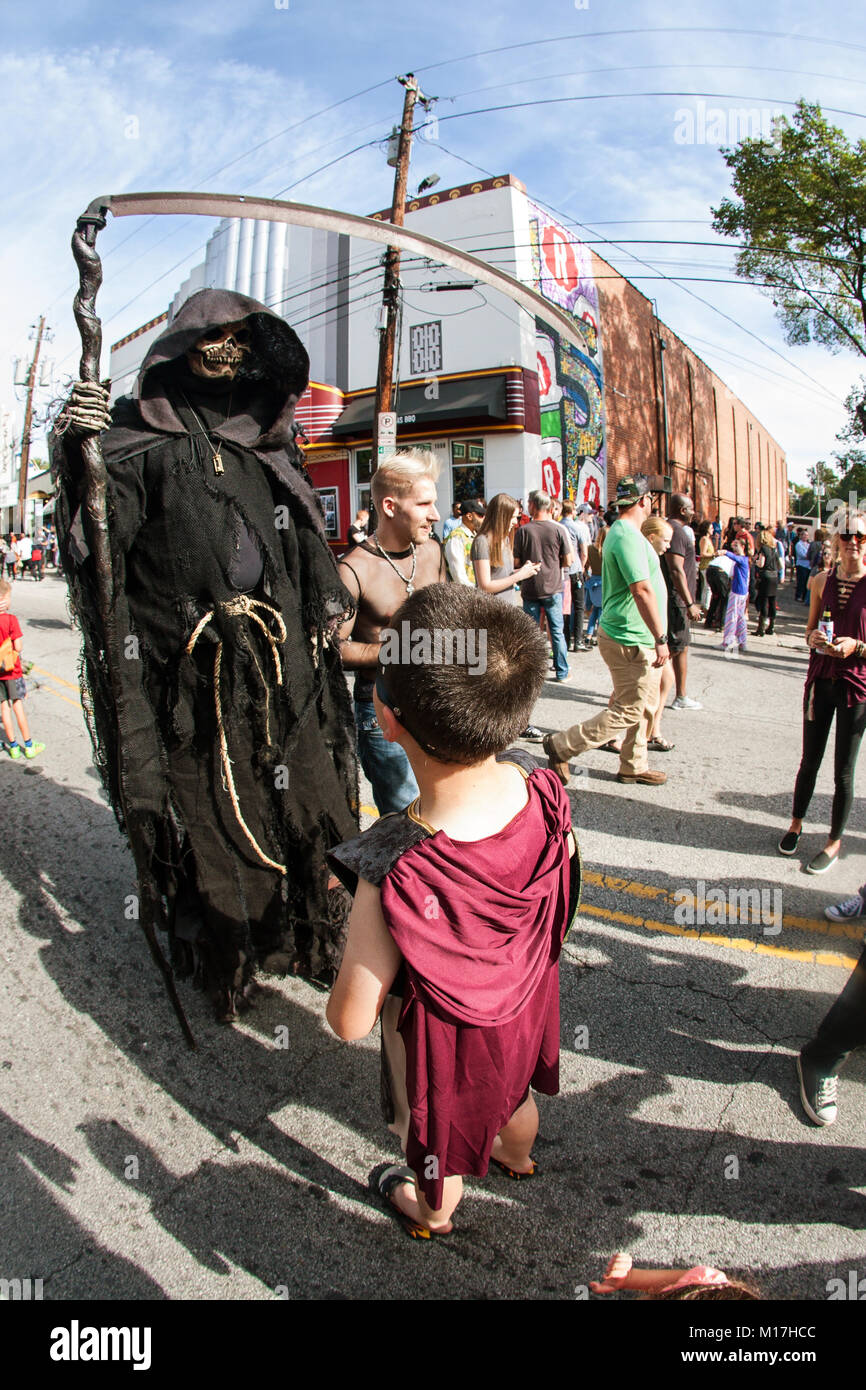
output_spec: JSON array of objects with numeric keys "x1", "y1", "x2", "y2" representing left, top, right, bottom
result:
[{"x1": 600, "y1": 518, "x2": 667, "y2": 647}]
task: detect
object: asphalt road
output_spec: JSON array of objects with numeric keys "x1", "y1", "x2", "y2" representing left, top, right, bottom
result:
[{"x1": 1, "y1": 569, "x2": 864, "y2": 1303}]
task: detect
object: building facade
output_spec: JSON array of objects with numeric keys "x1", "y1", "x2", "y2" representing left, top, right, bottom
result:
[{"x1": 109, "y1": 174, "x2": 788, "y2": 545}]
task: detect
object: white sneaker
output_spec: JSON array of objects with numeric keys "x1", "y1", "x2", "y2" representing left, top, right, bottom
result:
[{"x1": 671, "y1": 695, "x2": 702, "y2": 710}]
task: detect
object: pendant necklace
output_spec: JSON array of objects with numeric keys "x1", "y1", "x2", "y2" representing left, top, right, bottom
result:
[
  {"x1": 372, "y1": 534, "x2": 417, "y2": 595},
  {"x1": 179, "y1": 390, "x2": 234, "y2": 475}
]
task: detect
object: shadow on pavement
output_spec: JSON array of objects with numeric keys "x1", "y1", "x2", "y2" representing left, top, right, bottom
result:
[{"x1": 2, "y1": 764, "x2": 864, "y2": 1299}]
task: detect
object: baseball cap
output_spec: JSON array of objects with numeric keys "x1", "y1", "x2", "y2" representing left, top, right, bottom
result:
[
  {"x1": 615, "y1": 474, "x2": 651, "y2": 505},
  {"x1": 460, "y1": 498, "x2": 486, "y2": 518}
]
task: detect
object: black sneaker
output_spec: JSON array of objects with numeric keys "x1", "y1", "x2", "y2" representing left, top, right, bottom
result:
[
  {"x1": 778, "y1": 830, "x2": 800, "y2": 855},
  {"x1": 521, "y1": 725, "x2": 544, "y2": 743},
  {"x1": 796, "y1": 1052, "x2": 838, "y2": 1126}
]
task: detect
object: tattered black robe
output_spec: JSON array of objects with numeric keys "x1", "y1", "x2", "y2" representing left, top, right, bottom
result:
[{"x1": 51, "y1": 290, "x2": 358, "y2": 1018}]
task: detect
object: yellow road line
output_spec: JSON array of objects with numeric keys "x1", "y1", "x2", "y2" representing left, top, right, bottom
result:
[
  {"x1": 294, "y1": 800, "x2": 860, "y2": 970},
  {"x1": 578, "y1": 902, "x2": 858, "y2": 971},
  {"x1": 31, "y1": 663, "x2": 81, "y2": 693},
  {"x1": 38, "y1": 686, "x2": 83, "y2": 710},
  {"x1": 582, "y1": 870, "x2": 862, "y2": 943}
]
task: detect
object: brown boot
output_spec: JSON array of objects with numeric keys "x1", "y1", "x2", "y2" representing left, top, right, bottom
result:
[
  {"x1": 543, "y1": 733, "x2": 572, "y2": 786},
  {"x1": 617, "y1": 769, "x2": 667, "y2": 785}
]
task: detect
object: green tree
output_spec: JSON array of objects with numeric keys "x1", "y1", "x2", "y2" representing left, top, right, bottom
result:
[
  {"x1": 830, "y1": 447, "x2": 866, "y2": 507},
  {"x1": 712, "y1": 100, "x2": 866, "y2": 432}
]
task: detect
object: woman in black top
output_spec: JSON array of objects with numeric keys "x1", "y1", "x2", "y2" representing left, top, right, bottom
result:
[{"x1": 754, "y1": 527, "x2": 780, "y2": 636}]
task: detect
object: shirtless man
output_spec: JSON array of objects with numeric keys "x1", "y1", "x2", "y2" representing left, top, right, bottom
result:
[{"x1": 337, "y1": 451, "x2": 446, "y2": 814}]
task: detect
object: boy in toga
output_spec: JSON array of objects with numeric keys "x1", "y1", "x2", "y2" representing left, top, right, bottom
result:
[{"x1": 326, "y1": 584, "x2": 579, "y2": 1237}]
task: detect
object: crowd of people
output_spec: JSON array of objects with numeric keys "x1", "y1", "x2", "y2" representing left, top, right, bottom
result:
[
  {"x1": 0, "y1": 526, "x2": 53, "y2": 761},
  {"x1": 17, "y1": 416, "x2": 863, "y2": 1273},
  {"x1": 335, "y1": 455, "x2": 866, "y2": 1252},
  {"x1": 2, "y1": 525, "x2": 57, "y2": 581}
]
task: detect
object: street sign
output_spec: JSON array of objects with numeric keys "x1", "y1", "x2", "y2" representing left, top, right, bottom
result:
[{"x1": 377, "y1": 411, "x2": 397, "y2": 464}]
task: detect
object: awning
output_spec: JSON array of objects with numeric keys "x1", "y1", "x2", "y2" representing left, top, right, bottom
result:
[{"x1": 331, "y1": 374, "x2": 508, "y2": 438}]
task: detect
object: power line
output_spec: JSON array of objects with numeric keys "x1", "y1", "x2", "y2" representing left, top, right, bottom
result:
[
  {"x1": 45, "y1": 80, "x2": 399, "y2": 314},
  {"x1": 446, "y1": 62, "x2": 866, "y2": 103},
  {"x1": 416, "y1": 27, "x2": 866, "y2": 76},
  {"x1": 271, "y1": 139, "x2": 382, "y2": 200},
  {"x1": 530, "y1": 192, "x2": 847, "y2": 405},
  {"x1": 425, "y1": 138, "x2": 846, "y2": 404},
  {"x1": 55, "y1": 140, "x2": 389, "y2": 368},
  {"x1": 415, "y1": 92, "x2": 866, "y2": 132}
]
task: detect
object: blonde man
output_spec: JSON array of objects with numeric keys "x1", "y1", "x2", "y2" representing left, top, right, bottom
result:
[{"x1": 337, "y1": 451, "x2": 446, "y2": 814}]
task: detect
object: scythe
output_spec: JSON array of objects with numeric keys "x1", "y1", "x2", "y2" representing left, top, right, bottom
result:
[{"x1": 68, "y1": 189, "x2": 582, "y2": 1045}]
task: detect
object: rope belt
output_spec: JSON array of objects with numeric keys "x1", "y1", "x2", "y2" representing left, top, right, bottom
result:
[{"x1": 186, "y1": 595, "x2": 288, "y2": 874}]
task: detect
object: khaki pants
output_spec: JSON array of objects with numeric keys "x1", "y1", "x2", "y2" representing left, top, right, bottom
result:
[{"x1": 549, "y1": 628, "x2": 663, "y2": 775}]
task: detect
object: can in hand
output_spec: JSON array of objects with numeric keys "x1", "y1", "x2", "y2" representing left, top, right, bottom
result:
[{"x1": 818, "y1": 611, "x2": 835, "y2": 645}]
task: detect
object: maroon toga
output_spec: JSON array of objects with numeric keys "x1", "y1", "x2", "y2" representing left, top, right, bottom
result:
[{"x1": 329, "y1": 749, "x2": 578, "y2": 1208}]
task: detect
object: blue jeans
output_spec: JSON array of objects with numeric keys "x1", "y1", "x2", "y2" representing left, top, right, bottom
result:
[
  {"x1": 354, "y1": 699, "x2": 419, "y2": 816},
  {"x1": 523, "y1": 593, "x2": 569, "y2": 680},
  {"x1": 585, "y1": 575, "x2": 602, "y2": 637}
]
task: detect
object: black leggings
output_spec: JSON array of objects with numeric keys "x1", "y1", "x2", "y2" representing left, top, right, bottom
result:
[
  {"x1": 755, "y1": 586, "x2": 777, "y2": 624},
  {"x1": 792, "y1": 679, "x2": 866, "y2": 839}
]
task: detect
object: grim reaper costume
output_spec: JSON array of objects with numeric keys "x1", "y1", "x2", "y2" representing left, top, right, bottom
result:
[{"x1": 51, "y1": 289, "x2": 358, "y2": 1022}]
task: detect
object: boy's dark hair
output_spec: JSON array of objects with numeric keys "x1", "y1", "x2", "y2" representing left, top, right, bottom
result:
[{"x1": 378, "y1": 585, "x2": 548, "y2": 766}]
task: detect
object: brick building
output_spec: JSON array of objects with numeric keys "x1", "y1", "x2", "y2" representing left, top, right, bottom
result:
[{"x1": 598, "y1": 265, "x2": 788, "y2": 525}]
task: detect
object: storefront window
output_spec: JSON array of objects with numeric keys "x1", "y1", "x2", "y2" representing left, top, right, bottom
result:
[
  {"x1": 452, "y1": 438, "x2": 485, "y2": 502},
  {"x1": 354, "y1": 448, "x2": 373, "y2": 518}
]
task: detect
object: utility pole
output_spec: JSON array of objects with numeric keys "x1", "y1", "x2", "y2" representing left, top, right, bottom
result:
[
  {"x1": 372, "y1": 74, "x2": 432, "y2": 465},
  {"x1": 17, "y1": 315, "x2": 46, "y2": 533}
]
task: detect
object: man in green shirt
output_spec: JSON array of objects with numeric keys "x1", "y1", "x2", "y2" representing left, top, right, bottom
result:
[{"x1": 544, "y1": 474, "x2": 671, "y2": 785}]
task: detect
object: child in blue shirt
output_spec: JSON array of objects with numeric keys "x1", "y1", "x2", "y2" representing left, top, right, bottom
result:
[{"x1": 722, "y1": 539, "x2": 750, "y2": 655}]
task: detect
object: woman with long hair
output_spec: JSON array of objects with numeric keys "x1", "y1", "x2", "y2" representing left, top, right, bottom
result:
[
  {"x1": 471, "y1": 493, "x2": 540, "y2": 604},
  {"x1": 643, "y1": 516, "x2": 677, "y2": 751},
  {"x1": 754, "y1": 527, "x2": 780, "y2": 636},
  {"x1": 696, "y1": 519, "x2": 715, "y2": 607},
  {"x1": 472, "y1": 493, "x2": 543, "y2": 742},
  {"x1": 779, "y1": 512, "x2": 866, "y2": 874},
  {"x1": 584, "y1": 523, "x2": 607, "y2": 643}
]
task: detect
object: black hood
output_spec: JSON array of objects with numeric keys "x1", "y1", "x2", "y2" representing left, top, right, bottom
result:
[{"x1": 134, "y1": 288, "x2": 310, "y2": 448}]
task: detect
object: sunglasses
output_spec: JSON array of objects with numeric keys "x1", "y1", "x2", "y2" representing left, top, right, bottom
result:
[{"x1": 839, "y1": 532, "x2": 866, "y2": 543}]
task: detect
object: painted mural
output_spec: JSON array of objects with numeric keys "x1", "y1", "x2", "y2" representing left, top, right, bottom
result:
[{"x1": 529, "y1": 203, "x2": 606, "y2": 508}]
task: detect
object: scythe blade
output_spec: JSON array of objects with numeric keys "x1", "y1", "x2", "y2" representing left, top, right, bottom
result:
[{"x1": 79, "y1": 191, "x2": 588, "y2": 352}]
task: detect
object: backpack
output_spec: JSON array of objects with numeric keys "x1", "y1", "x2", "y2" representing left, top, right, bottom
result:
[{"x1": 0, "y1": 638, "x2": 17, "y2": 673}]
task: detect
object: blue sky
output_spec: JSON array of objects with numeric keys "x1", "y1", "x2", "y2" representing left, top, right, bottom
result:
[{"x1": 3, "y1": 0, "x2": 866, "y2": 483}]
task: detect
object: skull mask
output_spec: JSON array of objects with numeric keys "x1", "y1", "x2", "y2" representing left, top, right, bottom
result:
[{"x1": 186, "y1": 321, "x2": 252, "y2": 380}]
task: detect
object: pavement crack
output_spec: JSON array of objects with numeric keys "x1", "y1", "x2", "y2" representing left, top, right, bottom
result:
[
  {"x1": 675, "y1": 1042, "x2": 777, "y2": 1239},
  {"x1": 41, "y1": 1245, "x2": 89, "y2": 1286}
]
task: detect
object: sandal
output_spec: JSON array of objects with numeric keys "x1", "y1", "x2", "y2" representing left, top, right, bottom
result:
[
  {"x1": 490, "y1": 1156, "x2": 538, "y2": 1181},
  {"x1": 648, "y1": 736, "x2": 675, "y2": 752},
  {"x1": 600, "y1": 740, "x2": 622, "y2": 753},
  {"x1": 372, "y1": 1165, "x2": 451, "y2": 1240}
]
